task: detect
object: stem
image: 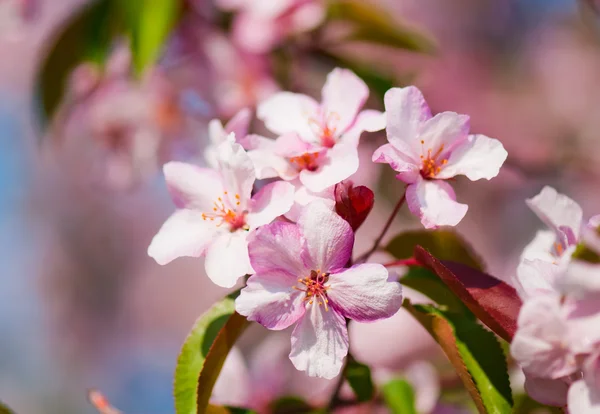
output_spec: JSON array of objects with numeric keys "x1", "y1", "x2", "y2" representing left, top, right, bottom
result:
[{"x1": 355, "y1": 190, "x2": 407, "y2": 263}]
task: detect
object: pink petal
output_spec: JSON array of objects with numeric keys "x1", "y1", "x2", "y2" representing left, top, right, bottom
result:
[
  {"x1": 523, "y1": 373, "x2": 569, "y2": 407},
  {"x1": 204, "y1": 231, "x2": 253, "y2": 288},
  {"x1": 215, "y1": 141, "x2": 256, "y2": 210},
  {"x1": 559, "y1": 261, "x2": 600, "y2": 299},
  {"x1": 257, "y1": 91, "x2": 319, "y2": 141},
  {"x1": 298, "y1": 201, "x2": 354, "y2": 272},
  {"x1": 285, "y1": 179, "x2": 335, "y2": 222},
  {"x1": 274, "y1": 133, "x2": 317, "y2": 158},
  {"x1": 232, "y1": 13, "x2": 279, "y2": 53},
  {"x1": 211, "y1": 346, "x2": 251, "y2": 407},
  {"x1": 520, "y1": 230, "x2": 558, "y2": 263},
  {"x1": 225, "y1": 107, "x2": 252, "y2": 140},
  {"x1": 290, "y1": 2, "x2": 325, "y2": 33},
  {"x1": 406, "y1": 178, "x2": 468, "y2": 229},
  {"x1": 584, "y1": 351, "x2": 600, "y2": 392},
  {"x1": 321, "y1": 68, "x2": 369, "y2": 135},
  {"x1": 163, "y1": 162, "x2": 224, "y2": 210},
  {"x1": 384, "y1": 86, "x2": 431, "y2": 153},
  {"x1": 513, "y1": 259, "x2": 562, "y2": 301},
  {"x1": 289, "y1": 304, "x2": 349, "y2": 379},
  {"x1": 372, "y1": 143, "x2": 420, "y2": 184},
  {"x1": 247, "y1": 137, "x2": 298, "y2": 181},
  {"x1": 236, "y1": 270, "x2": 306, "y2": 330},
  {"x1": 568, "y1": 380, "x2": 600, "y2": 414},
  {"x1": 341, "y1": 109, "x2": 386, "y2": 147},
  {"x1": 436, "y1": 134, "x2": 508, "y2": 181},
  {"x1": 327, "y1": 264, "x2": 403, "y2": 322},
  {"x1": 510, "y1": 296, "x2": 578, "y2": 379},
  {"x1": 147, "y1": 209, "x2": 218, "y2": 265},
  {"x1": 247, "y1": 221, "x2": 307, "y2": 276},
  {"x1": 405, "y1": 361, "x2": 441, "y2": 414},
  {"x1": 417, "y1": 111, "x2": 470, "y2": 157},
  {"x1": 299, "y1": 144, "x2": 359, "y2": 192},
  {"x1": 526, "y1": 186, "x2": 583, "y2": 241},
  {"x1": 247, "y1": 181, "x2": 295, "y2": 228}
]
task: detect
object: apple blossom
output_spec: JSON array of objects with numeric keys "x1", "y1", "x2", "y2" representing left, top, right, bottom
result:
[
  {"x1": 0, "y1": 0, "x2": 34, "y2": 39},
  {"x1": 204, "y1": 108, "x2": 253, "y2": 168},
  {"x1": 148, "y1": 140, "x2": 294, "y2": 288},
  {"x1": 372, "y1": 86, "x2": 507, "y2": 228},
  {"x1": 252, "y1": 68, "x2": 386, "y2": 192},
  {"x1": 235, "y1": 202, "x2": 403, "y2": 378}
]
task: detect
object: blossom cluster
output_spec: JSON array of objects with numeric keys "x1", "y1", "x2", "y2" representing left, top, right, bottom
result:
[
  {"x1": 147, "y1": 67, "x2": 508, "y2": 379},
  {"x1": 511, "y1": 186, "x2": 600, "y2": 412}
]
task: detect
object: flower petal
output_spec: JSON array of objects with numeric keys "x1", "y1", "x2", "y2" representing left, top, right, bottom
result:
[
  {"x1": 372, "y1": 143, "x2": 420, "y2": 184},
  {"x1": 247, "y1": 181, "x2": 295, "y2": 229},
  {"x1": 321, "y1": 68, "x2": 369, "y2": 134},
  {"x1": 568, "y1": 380, "x2": 600, "y2": 414},
  {"x1": 285, "y1": 179, "x2": 335, "y2": 222},
  {"x1": 247, "y1": 221, "x2": 307, "y2": 276},
  {"x1": 418, "y1": 111, "x2": 470, "y2": 157},
  {"x1": 216, "y1": 140, "x2": 256, "y2": 209},
  {"x1": 235, "y1": 270, "x2": 306, "y2": 330},
  {"x1": 510, "y1": 296, "x2": 578, "y2": 379},
  {"x1": 247, "y1": 136, "x2": 298, "y2": 180},
  {"x1": 384, "y1": 86, "x2": 431, "y2": 153},
  {"x1": 204, "y1": 231, "x2": 253, "y2": 288},
  {"x1": 559, "y1": 261, "x2": 600, "y2": 299},
  {"x1": 327, "y1": 264, "x2": 403, "y2": 322},
  {"x1": 257, "y1": 91, "x2": 319, "y2": 141},
  {"x1": 436, "y1": 134, "x2": 507, "y2": 180},
  {"x1": 163, "y1": 162, "x2": 224, "y2": 210},
  {"x1": 211, "y1": 346, "x2": 251, "y2": 407},
  {"x1": 406, "y1": 178, "x2": 468, "y2": 229},
  {"x1": 147, "y1": 209, "x2": 218, "y2": 265},
  {"x1": 289, "y1": 304, "x2": 349, "y2": 379},
  {"x1": 340, "y1": 109, "x2": 386, "y2": 147},
  {"x1": 299, "y1": 143, "x2": 359, "y2": 192},
  {"x1": 523, "y1": 373, "x2": 569, "y2": 407},
  {"x1": 225, "y1": 107, "x2": 252, "y2": 140},
  {"x1": 520, "y1": 230, "x2": 558, "y2": 263},
  {"x1": 526, "y1": 186, "x2": 583, "y2": 241},
  {"x1": 298, "y1": 201, "x2": 354, "y2": 272},
  {"x1": 513, "y1": 259, "x2": 562, "y2": 301}
]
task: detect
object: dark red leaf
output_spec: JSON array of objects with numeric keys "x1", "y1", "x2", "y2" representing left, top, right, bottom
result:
[
  {"x1": 414, "y1": 246, "x2": 521, "y2": 342},
  {"x1": 334, "y1": 180, "x2": 374, "y2": 231}
]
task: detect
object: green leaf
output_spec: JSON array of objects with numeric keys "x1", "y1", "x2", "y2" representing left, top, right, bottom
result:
[
  {"x1": 382, "y1": 379, "x2": 417, "y2": 414},
  {"x1": 116, "y1": 0, "x2": 181, "y2": 75},
  {"x1": 174, "y1": 292, "x2": 250, "y2": 414},
  {"x1": 327, "y1": 0, "x2": 436, "y2": 53},
  {"x1": 345, "y1": 358, "x2": 375, "y2": 402},
  {"x1": 572, "y1": 243, "x2": 600, "y2": 263},
  {"x1": 401, "y1": 267, "x2": 471, "y2": 315},
  {"x1": 37, "y1": 0, "x2": 117, "y2": 122},
  {"x1": 386, "y1": 230, "x2": 485, "y2": 271},
  {"x1": 206, "y1": 405, "x2": 257, "y2": 414},
  {"x1": 269, "y1": 396, "x2": 314, "y2": 414},
  {"x1": 0, "y1": 401, "x2": 15, "y2": 414},
  {"x1": 404, "y1": 301, "x2": 512, "y2": 414}
]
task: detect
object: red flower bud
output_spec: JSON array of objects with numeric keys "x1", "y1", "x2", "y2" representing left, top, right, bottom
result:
[{"x1": 334, "y1": 180, "x2": 374, "y2": 231}]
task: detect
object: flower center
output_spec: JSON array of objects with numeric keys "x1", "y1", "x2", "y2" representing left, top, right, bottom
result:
[
  {"x1": 201, "y1": 191, "x2": 248, "y2": 231},
  {"x1": 309, "y1": 112, "x2": 340, "y2": 148},
  {"x1": 294, "y1": 270, "x2": 330, "y2": 310},
  {"x1": 420, "y1": 141, "x2": 448, "y2": 178},
  {"x1": 289, "y1": 152, "x2": 320, "y2": 172}
]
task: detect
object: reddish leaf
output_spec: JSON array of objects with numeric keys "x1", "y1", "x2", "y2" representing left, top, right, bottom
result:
[
  {"x1": 414, "y1": 246, "x2": 521, "y2": 342},
  {"x1": 334, "y1": 180, "x2": 374, "y2": 231}
]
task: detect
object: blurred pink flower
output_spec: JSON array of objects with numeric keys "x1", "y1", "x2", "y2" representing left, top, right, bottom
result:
[
  {"x1": 567, "y1": 351, "x2": 600, "y2": 414},
  {"x1": 147, "y1": 141, "x2": 294, "y2": 287},
  {"x1": 204, "y1": 33, "x2": 278, "y2": 118},
  {"x1": 235, "y1": 202, "x2": 403, "y2": 378},
  {"x1": 373, "y1": 86, "x2": 507, "y2": 228},
  {"x1": 252, "y1": 68, "x2": 385, "y2": 192},
  {"x1": 0, "y1": 0, "x2": 34, "y2": 38},
  {"x1": 218, "y1": 0, "x2": 325, "y2": 53}
]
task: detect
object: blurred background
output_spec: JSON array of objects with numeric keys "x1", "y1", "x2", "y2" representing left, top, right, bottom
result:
[{"x1": 1, "y1": 0, "x2": 600, "y2": 413}]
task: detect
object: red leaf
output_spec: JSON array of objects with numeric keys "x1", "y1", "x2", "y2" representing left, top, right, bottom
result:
[
  {"x1": 414, "y1": 246, "x2": 521, "y2": 342},
  {"x1": 334, "y1": 180, "x2": 374, "y2": 231}
]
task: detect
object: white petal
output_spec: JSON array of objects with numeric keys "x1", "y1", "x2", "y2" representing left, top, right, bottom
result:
[
  {"x1": 225, "y1": 107, "x2": 252, "y2": 140},
  {"x1": 163, "y1": 162, "x2": 224, "y2": 210},
  {"x1": 289, "y1": 304, "x2": 349, "y2": 379},
  {"x1": 568, "y1": 380, "x2": 600, "y2": 414},
  {"x1": 372, "y1": 143, "x2": 420, "y2": 184},
  {"x1": 215, "y1": 140, "x2": 256, "y2": 209},
  {"x1": 520, "y1": 230, "x2": 559, "y2": 263},
  {"x1": 384, "y1": 86, "x2": 431, "y2": 152},
  {"x1": 298, "y1": 201, "x2": 354, "y2": 272},
  {"x1": 513, "y1": 259, "x2": 562, "y2": 301},
  {"x1": 339, "y1": 109, "x2": 386, "y2": 147},
  {"x1": 406, "y1": 178, "x2": 468, "y2": 229},
  {"x1": 526, "y1": 186, "x2": 583, "y2": 241},
  {"x1": 247, "y1": 181, "x2": 295, "y2": 229},
  {"x1": 204, "y1": 231, "x2": 253, "y2": 288},
  {"x1": 417, "y1": 111, "x2": 470, "y2": 157},
  {"x1": 147, "y1": 210, "x2": 218, "y2": 265},
  {"x1": 327, "y1": 264, "x2": 403, "y2": 322},
  {"x1": 436, "y1": 134, "x2": 508, "y2": 181},
  {"x1": 257, "y1": 92, "x2": 319, "y2": 142},
  {"x1": 299, "y1": 144, "x2": 359, "y2": 192},
  {"x1": 321, "y1": 68, "x2": 369, "y2": 135}
]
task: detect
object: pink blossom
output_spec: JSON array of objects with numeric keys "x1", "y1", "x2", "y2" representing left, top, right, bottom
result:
[
  {"x1": 235, "y1": 202, "x2": 403, "y2": 378},
  {"x1": 284, "y1": 179, "x2": 335, "y2": 222},
  {"x1": 204, "y1": 108, "x2": 253, "y2": 168},
  {"x1": 0, "y1": 0, "x2": 34, "y2": 39},
  {"x1": 372, "y1": 86, "x2": 507, "y2": 228},
  {"x1": 148, "y1": 140, "x2": 294, "y2": 288},
  {"x1": 252, "y1": 68, "x2": 385, "y2": 192},
  {"x1": 521, "y1": 186, "x2": 583, "y2": 263},
  {"x1": 219, "y1": 0, "x2": 325, "y2": 54}
]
